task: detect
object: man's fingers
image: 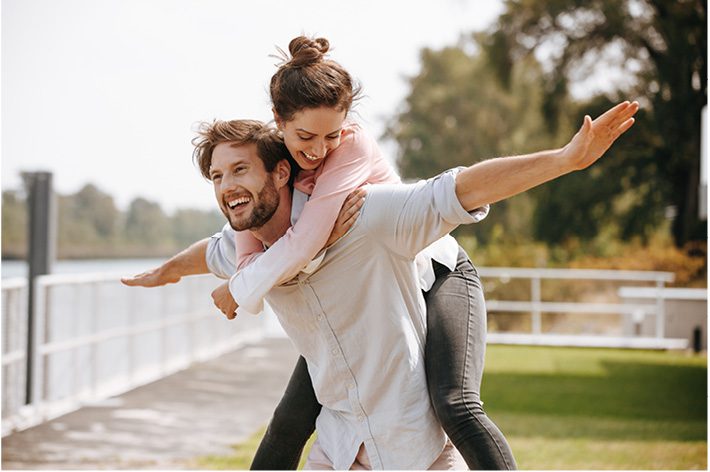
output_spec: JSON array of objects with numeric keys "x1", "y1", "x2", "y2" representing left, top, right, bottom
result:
[
  {"x1": 594, "y1": 101, "x2": 630, "y2": 126},
  {"x1": 614, "y1": 117, "x2": 636, "y2": 138},
  {"x1": 121, "y1": 273, "x2": 152, "y2": 287},
  {"x1": 610, "y1": 101, "x2": 639, "y2": 130}
]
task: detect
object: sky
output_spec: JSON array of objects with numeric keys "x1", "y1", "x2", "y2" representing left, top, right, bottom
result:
[{"x1": 2, "y1": 0, "x2": 505, "y2": 213}]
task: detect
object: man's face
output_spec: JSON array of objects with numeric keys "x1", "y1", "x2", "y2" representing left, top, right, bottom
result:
[{"x1": 209, "y1": 142, "x2": 280, "y2": 231}]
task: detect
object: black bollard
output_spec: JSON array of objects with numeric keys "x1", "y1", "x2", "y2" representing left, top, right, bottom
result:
[
  {"x1": 692, "y1": 326, "x2": 702, "y2": 353},
  {"x1": 21, "y1": 171, "x2": 56, "y2": 405}
]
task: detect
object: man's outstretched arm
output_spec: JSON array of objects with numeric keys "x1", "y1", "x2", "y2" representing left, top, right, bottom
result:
[
  {"x1": 121, "y1": 238, "x2": 211, "y2": 287},
  {"x1": 455, "y1": 101, "x2": 639, "y2": 212}
]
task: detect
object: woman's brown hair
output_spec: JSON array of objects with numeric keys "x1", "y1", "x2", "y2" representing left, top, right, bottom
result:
[{"x1": 270, "y1": 36, "x2": 362, "y2": 122}]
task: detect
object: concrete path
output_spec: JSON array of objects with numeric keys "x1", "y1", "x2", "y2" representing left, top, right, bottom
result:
[{"x1": 2, "y1": 337, "x2": 299, "y2": 470}]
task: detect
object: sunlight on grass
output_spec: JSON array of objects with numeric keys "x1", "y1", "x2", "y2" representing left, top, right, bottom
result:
[{"x1": 194, "y1": 345, "x2": 706, "y2": 470}]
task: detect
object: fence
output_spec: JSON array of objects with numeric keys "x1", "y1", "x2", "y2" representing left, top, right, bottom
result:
[
  {"x1": 478, "y1": 267, "x2": 691, "y2": 349},
  {"x1": 1, "y1": 273, "x2": 273, "y2": 437},
  {"x1": 2, "y1": 266, "x2": 700, "y2": 437}
]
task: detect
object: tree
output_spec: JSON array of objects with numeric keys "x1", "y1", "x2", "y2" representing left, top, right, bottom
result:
[
  {"x1": 124, "y1": 197, "x2": 171, "y2": 248},
  {"x1": 171, "y1": 208, "x2": 225, "y2": 248},
  {"x1": 386, "y1": 40, "x2": 556, "y2": 243},
  {"x1": 2, "y1": 191, "x2": 27, "y2": 258},
  {"x1": 485, "y1": 0, "x2": 707, "y2": 246}
]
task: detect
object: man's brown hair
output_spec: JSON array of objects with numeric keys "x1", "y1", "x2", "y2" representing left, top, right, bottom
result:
[{"x1": 192, "y1": 119, "x2": 298, "y2": 185}]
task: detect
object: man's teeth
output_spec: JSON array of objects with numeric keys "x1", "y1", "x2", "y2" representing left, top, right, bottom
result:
[
  {"x1": 227, "y1": 197, "x2": 250, "y2": 209},
  {"x1": 303, "y1": 151, "x2": 319, "y2": 161}
]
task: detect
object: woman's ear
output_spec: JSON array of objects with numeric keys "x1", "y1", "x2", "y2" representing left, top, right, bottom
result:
[{"x1": 272, "y1": 108, "x2": 283, "y2": 130}]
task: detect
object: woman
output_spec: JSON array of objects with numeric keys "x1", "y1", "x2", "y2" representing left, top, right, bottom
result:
[{"x1": 211, "y1": 35, "x2": 517, "y2": 470}]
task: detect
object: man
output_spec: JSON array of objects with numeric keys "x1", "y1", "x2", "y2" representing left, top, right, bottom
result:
[{"x1": 123, "y1": 101, "x2": 638, "y2": 469}]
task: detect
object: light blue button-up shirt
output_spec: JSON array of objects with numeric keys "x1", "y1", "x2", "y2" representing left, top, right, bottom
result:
[{"x1": 210, "y1": 169, "x2": 487, "y2": 469}]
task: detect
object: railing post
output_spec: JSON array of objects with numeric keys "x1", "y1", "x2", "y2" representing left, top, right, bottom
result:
[
  {"x1": 22, "y1": 171, "x2": 56, "y2": 406},
  {"x1": 655, "y1": 278, "x2": 666, "y2": 339},
  {"x1": 531, "y1": 276, "x2": 542, "y2": 335}
]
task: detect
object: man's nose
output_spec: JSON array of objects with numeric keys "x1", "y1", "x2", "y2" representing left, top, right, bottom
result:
[{"x1": 220, "y1": 173, "x2": 238, "y2": 193}]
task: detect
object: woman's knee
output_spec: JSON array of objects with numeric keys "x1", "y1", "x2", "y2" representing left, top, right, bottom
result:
[{"x1": 430, "y1": 386, "x2": 484, "y2": 429}]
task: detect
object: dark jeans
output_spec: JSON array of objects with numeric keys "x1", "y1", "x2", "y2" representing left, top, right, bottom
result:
[{"x1": 250, "y1": 247, "x2": 516, "y2": 470}]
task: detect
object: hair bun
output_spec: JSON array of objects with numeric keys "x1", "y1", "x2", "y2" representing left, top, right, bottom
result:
[{"x1": 287, "y1": 36, "x2": 330, "y2": 68}]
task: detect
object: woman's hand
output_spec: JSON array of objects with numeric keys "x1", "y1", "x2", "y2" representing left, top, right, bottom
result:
[
  {"x1": 561, "y1": 101, "x2": 639, "y2": 170},
  {"x1": 212, "y1": 282, "x2": 238, "y2": 320},
  {"x1": 325, "y1": 188, "x2": 367, "y2": 247}
]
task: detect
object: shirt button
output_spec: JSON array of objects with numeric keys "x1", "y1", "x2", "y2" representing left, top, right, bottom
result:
[
  {"x1": 331, "y1": 348, "x2": 338, "y2": 355},
  {"x1": 316, "y1": 314, "x2": 323, "y2": 320},
  {"x1": 357, "y1": 414, "x2": 364, "y2": 421},
  {"x1": 348, "y1": 382, "x2": 355, "y2": 389}
]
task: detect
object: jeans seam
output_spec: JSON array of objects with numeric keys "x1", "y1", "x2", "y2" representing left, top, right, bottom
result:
[{"x1": 459, "y1": 268, "x2": 513, "y2": 470}]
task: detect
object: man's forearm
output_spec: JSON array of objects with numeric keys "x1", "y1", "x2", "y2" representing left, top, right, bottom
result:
[
  {"x1": 163, "y1": 238, "x2": 211, "y2": 279},
  {"x1": 455, "y1": 101, "x2": 639, "y2": 211},
  {"x1": 122, "y1": 238, "x2": 211, "y2": 287},
  {"x1": 455, "y1": 148, "x2": 571, "y2": 212}
]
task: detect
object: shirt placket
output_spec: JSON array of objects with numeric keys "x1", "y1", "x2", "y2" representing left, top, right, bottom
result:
[{"x1": 297, "y1": 274, "x2": 382, "y2": 469}]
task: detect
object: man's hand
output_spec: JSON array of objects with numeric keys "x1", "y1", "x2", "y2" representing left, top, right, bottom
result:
[
  {"x1": 212, "y1": 282, "x2": 238, "y2": 320},
  {"x1": 121, "y1": 265, "x2": 181, "y2": 287},
  {"x1": 325, "y1": 188, "x2": 367, "y2": 247},
  {"x1": 121, "y1": 238, "x2": 210, "y2": 288},
  {"x1": 561, "y1": 100, "x2": 639, "y2": 170}
]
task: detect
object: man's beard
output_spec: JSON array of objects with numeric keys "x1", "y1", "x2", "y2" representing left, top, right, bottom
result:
[{"x1": 226, "y1": 177, "x2": 280, "y2": 231}]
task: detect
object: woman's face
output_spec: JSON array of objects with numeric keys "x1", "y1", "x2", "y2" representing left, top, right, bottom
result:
[{"x1": 277, "y1": 107, "x2": 347, "y2": 171}]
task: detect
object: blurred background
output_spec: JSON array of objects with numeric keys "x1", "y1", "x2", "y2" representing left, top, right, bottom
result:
[{"x1": 2, "y1": 0, "x2": 707, "y2": 470}]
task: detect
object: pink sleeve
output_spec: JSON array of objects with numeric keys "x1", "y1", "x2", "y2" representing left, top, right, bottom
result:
[
  {"x1": 234, "y1": 230, "x2": 266, "y2": 271},
  {"x1": 228, "y1": 128, "x2": 382, "y2": 313}
]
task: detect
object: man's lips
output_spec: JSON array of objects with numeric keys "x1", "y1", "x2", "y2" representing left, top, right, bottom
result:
[{"x1": 227, "y1": 195, "x2": 251, "y2": 209}]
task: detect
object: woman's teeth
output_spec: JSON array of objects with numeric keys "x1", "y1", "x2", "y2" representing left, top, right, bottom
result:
[{"x1": 302, "y1": 151, "x2": 320, "y2": 161}]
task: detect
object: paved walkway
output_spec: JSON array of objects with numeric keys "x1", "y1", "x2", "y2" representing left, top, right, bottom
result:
[{"x1": 2, "y1": 337, "x2": 299, "y2": 470}]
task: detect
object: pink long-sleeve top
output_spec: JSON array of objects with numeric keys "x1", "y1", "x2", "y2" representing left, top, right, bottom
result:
[{"x1": 228, "y1": 123, "x2": 401, "y2": 313}]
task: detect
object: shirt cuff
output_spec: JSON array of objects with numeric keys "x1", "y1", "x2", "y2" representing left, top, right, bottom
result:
[
  {"x1": 434, "y1": 167, "x2": 490, "y2": 225},
  {"x1": 228, "y1": 272, "x2": 264, "y2": 315},
  {"x1": 205, "y1": 224, "x2": 237, "y2": 279}
]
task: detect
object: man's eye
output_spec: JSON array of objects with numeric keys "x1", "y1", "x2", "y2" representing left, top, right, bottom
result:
[
  {"x1": 211, "y1": 175, "x2": 222, "y2": 181},
  {"x1": 235, "y1": 166, "x2": 247, "y2": 173}
]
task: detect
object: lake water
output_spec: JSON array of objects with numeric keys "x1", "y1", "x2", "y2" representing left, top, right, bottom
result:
[{"x1": 1, "y1": 258, "x2": 168, "y2": 279}]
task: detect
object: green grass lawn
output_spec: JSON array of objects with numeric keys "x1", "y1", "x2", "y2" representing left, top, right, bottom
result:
[{"x1": 194, "y1": 345, "x2": 707, "y2": 470}]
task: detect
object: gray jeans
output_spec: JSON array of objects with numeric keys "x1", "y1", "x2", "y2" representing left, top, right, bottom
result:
[{"x1": 251, "y1": 247, "x2": 516, "y2": 470}]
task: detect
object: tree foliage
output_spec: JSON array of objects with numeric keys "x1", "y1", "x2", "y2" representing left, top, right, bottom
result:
[
  {"x1": 2, "y1": 184, "x2": 226, "y2": 259},
  {"x1": 386, "y1": 41, "x2": 556, "y2": 243},
  {"x1": 389, "y1": 1, "x2": 705, "y2": 248},
  {"x1": 486, "y1": 0, "x2": 707, "y2": 246}
]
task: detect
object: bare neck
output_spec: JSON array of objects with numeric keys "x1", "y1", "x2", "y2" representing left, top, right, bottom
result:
[{"x1": 250, "y1": 186, "x2": 292, "y2": 248}]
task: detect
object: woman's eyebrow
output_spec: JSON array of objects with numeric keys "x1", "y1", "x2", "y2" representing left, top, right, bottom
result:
[{"x1": 296, "y1": 127, "x2": 342, "y2": 136}]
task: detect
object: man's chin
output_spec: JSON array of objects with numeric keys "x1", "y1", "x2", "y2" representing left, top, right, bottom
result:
[{"x1": 228, "y1": 218, "x2": 251, "y2": 232}]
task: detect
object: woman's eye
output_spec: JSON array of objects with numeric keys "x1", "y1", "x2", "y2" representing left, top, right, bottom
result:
[
  {"x1": 327, "y1": 135, "x2": 340, "y2": 140},
  {"x1": 298, "y1": 135, "x2": 312, "y2": 141}
]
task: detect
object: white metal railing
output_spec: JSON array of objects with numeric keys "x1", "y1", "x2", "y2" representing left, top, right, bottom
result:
[
  {"x1": 3, "y1": 272, "x2": 273, "y2": 436},
  {"x1": 2, "y1": 278, "x2": 29, "y2": 436},
  {"x1": 477, "y1": 267, "x2": 682, "y2": 348},
  {"x1": 1, "y1": 266, "x2": 691, "y2": 435}
]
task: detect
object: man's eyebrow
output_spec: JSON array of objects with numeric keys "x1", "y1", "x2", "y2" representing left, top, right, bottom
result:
[{"x1": 296, "y1": 127, "x2": 342, "y2": 136}]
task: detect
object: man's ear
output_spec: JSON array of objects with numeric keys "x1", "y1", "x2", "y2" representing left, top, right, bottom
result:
[{"x1": 274, "y1": 159, "x2": 291, "y2": 189}]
